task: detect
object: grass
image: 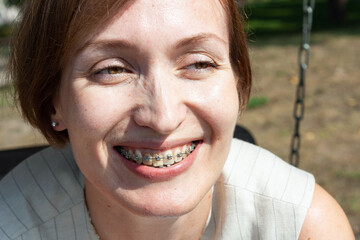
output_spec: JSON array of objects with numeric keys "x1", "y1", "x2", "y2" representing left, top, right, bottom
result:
[
  {"x1": 349, "y1": 195, "x2": 360, "y2": 213},
  {"x1": 336, "y1": 170, "x2": 360, "y2": 181},
  {"x1": 247, "y1": 96, "x2": 268, "y2": 109}
]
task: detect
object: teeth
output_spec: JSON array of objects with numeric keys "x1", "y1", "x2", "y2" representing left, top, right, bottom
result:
[
  {"x1": 133, "y1": 150, "x2": 143, "y2": 164},
  {"x1": 163, "y1": 150, "x2": 174, "y2": 165},
  {"x1": 120, "y1": 148, "x2": 127, "y2": 156},
  {"x1": 128, "y1": 149, "x2": 134, "y2": 160},
  {"x1": 182, "y1": 145, "x2": 189, "y2": 157},
  {"x1": 174, "y1": 148, "x2": 183, "y2": 163},
  {"x1": 152, "y1": 153, "x2": 164, "y2": 167},
  {"x1": 191, "y1": 142, "x2": 196, "y2": 151},
  {"x1": 117, "y1": 142, "x2": 198, "y2": 168},
  {"x1": 143, "y1": 153, "x2": 153, "y2": 166},
  {"x1": 125, "y1": 152, "x2": 131, "y2": 159}
]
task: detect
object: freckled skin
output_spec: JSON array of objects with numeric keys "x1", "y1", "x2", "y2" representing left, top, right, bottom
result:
[
  {"x1": 53, "y1": 0, "x2": 238, "y2": 239},
  {"x1": 55, "y1": 0, "x2": 236, "y2": 217}
]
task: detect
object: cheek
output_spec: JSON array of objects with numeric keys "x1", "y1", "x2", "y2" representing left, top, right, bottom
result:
[
  {"x1": 190, "y1": 77, "x2": 239, "y2": 137},
  {"x1": 61, "y1": 84, "x2": 130, "y2": 135}
]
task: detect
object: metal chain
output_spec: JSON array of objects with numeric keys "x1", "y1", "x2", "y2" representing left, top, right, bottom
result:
[{"x1": 289, "y1": 0, "x2": 315, "y2": 167}]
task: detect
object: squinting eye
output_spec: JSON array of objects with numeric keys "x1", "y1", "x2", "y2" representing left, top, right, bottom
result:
[
  {"x1": 97, "y1": 66, "x2": 125, "y2": 75},
  {"x1": 186, "y1": 61, "x2": 217, "y2": 71},
  {"x1": 194, "y1": 62, "x2": 212, "y2": 69}
]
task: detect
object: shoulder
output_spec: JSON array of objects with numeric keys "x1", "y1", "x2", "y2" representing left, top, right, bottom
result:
[
  {"x1": 0, "y1": 146, "x2": 84, "y2": 239},
  {"x1": 223, "y1": 139, "x2": 315, "y2": 207},
  {"x1": 299, "y1": 184, "x2": 355, "y2": 240},
  {"x1": 0, "y1": 145, "x2": 83, "y2": 194},
  {"x1": 212, "y1": 139, "x2": 316, "y2": 239},
  {"x1": 0, "y1": 145, "x2": 83, "y2": 201}
]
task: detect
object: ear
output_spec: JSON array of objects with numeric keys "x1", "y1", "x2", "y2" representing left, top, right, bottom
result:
[{"x1": 51, "y1": 100, "x2": 67, "y2": 131}]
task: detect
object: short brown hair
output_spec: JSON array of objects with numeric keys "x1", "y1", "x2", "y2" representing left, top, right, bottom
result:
[{"x1": 8, "y1": 0, "x2": 251, "y2": 146}]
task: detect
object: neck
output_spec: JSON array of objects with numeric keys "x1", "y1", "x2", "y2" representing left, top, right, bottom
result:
[{"x1": 84, "y1": 179, "x2": 213, "y2": 240}]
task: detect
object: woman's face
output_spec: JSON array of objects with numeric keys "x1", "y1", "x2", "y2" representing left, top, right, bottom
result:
[{"x1": 54, "y1": 0, "x2": 239, "y2": 217}]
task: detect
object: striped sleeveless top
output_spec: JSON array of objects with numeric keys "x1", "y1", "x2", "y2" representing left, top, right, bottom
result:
[{"x1": 0, "y1": 138, "x2": 314, "y2": 239}]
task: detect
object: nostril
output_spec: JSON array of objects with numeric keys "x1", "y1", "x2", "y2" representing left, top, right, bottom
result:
[{"x1": 133, "y1": 103, "x2": 185, "y2": 134}]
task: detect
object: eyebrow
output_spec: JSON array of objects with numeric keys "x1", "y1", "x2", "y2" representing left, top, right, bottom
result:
[
  {"x1": 78, "y1": 32, "x2": 227, "y2": 54},
  {"x1": 77, "y1": 40, "x2": 138, "y2": 55},
  {"x1": 174, "y1": 33, "x2": 227, "y2": 49}
]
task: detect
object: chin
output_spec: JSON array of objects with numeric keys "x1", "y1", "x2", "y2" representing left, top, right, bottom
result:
[
  {"x1": 106, "y1": 175, "x2": 213, "y2": 219},
  {"x1": 120, "y1": 192, "x2": 204, "y2": 218}
]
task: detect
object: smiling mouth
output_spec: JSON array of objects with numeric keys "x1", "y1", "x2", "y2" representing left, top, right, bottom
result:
[{"x1": 114, "y1": 141, "x2": 199, "y2": 168}]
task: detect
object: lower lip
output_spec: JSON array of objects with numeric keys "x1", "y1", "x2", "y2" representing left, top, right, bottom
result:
[{"x1": 116, "y1": 142, "x2": 202, "y2": 181}]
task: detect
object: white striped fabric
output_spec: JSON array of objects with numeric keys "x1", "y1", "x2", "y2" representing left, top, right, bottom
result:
[
  {"x1": 0, "y1": 146, "x2": 98, "y2": 240},
  {"x1": 201, "y1": 139, "x2": 315, "y2": 240},
  {"x1": 0, "y1": 139, "x2": 314, "y2": 239}
]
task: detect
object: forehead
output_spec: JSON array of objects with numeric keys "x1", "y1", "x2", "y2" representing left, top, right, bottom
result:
[{"x1": 84, "y1": 0, "x2": 228, "y2": 49}]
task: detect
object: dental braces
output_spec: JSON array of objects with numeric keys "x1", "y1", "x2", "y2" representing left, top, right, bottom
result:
[{"x1": 119, "y1": 143, "x2": 196, "y2": 162}]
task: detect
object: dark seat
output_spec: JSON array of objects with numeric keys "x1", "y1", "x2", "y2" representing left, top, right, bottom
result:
[
  {"x1": 233, "y1": 125, "x2": 256, "y2": 145},
  {"x1": 0, "y1": 145, "x2": 47, "y2": 179},
  {"x1": 0, "y1": 125, "x2": 255, "y2": 179}
]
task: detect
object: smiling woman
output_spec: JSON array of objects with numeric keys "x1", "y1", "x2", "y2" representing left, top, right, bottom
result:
[{"x1": 1, "y1": 0, "x2": 354, "y2": 240}]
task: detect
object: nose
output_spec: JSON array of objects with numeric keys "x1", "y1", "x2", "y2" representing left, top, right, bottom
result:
[{"x1": 133, "y1": 73, "x2": 186, "y2": 135}]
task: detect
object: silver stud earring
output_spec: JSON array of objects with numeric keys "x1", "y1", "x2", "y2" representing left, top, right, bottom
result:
[{"x1": 51, "y1": 121, "x2": 57, "y2": 127}]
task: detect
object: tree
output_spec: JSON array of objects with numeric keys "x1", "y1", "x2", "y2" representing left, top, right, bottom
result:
[{"x1": 328, "y1": 0, "x2": 347, "y2": 23}]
